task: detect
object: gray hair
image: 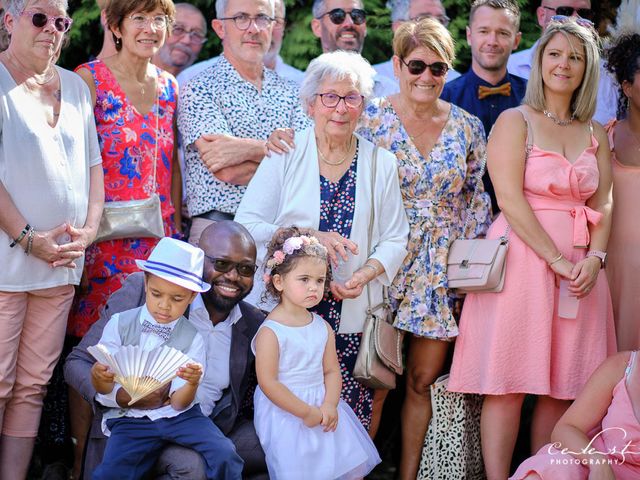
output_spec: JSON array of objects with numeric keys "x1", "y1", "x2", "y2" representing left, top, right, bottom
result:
[
  {"x1": 299, "y1": 51, "x2": 375, "y2": 114},
  {"x1": 387, "y1": 0, "x2": 410, "y2": 22},
  {"x1": 6, "y1": 0, "x2": 68, "y2": 17},
  {"x1": 216, "y1": 0, "x2": 275, "y2": 18},
  {"x1": 175, "y1": 3, "x2": 206, "y2": 31}
]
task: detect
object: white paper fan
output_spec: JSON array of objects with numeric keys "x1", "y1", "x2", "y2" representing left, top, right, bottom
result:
[{"x1": 88, "y1": 344, "x2": 193, "y2": 405}]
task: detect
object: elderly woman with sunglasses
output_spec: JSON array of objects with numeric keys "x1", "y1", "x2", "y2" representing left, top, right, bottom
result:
[
  {"x1": 236, "y1": 50, "x2": 409, "y2": 431},
  {"x1": 0, "y1": 0, "x2": 104, "y2": 477},
  {"x1": 357, "y1": 18, "x2": 491, "y2": 480}
]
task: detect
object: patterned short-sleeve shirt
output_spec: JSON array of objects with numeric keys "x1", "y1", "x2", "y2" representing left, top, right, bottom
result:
[{"x1": 178, "y1": 55, "x2": 312, "y2": 216}]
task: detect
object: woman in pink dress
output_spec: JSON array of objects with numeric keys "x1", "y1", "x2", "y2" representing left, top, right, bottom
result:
[
  {"x1": 511, "y1": 351, "x2": 640, "y2": 479},
  {"x1": 603, "y1": 32, "x2": 640, "y2": 351},
  {"x1": 448, "y1": 17, "x2": 616, "y2": 479}
]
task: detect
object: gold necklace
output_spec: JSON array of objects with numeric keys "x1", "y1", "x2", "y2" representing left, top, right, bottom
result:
[
  {"x1": 543, "y1": 109, "x2": 575, "y2": 126},
  {"x1": 317, "y1": 136, "x2": 354, "y2": 166}
]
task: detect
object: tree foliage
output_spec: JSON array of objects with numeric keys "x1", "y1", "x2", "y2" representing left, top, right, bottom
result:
[{"x1": 59, "y1": 1, "x2": 612, "y2": 74}]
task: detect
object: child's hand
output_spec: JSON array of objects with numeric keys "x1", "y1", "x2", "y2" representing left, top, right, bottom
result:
[
  {"x1": 302, "y1": 406, "x2": 323, "y2": 428},
  {"x1": 176, "y1": 363, "x2": 202, "y2": 386},
  {"x1": 91, "y1": 362, "x2": 115, "y2": 394},
  {"x1": 319, "y1": 403, "x2": 339, "y2": 432}
]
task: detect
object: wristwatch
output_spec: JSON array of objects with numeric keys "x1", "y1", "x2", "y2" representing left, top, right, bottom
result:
[{"x1": 586, "y1": 250, "x2": 607, "y2": 268}]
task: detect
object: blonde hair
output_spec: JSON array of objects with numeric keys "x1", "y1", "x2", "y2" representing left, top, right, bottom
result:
[
  {"x1": 393, "y1": 17, "x2": 455, "y2": 66},
  {"x1": 523, "y1": 19, "x2": 600, "y2": 122}
]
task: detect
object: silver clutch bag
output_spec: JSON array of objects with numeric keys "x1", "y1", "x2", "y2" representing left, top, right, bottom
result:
[{"x1": 95, "y1": 193, "x2": 164, "y2": 243}]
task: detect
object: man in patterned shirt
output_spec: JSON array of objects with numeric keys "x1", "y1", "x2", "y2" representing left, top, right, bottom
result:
[{"x1": 178, "y1": 0, "x2": 311, "y2": 246}]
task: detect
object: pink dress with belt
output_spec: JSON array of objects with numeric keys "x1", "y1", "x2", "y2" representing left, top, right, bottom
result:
[
  {"x1": 449, "y1": 124, "x2": 616, "y2": 399},
  {"x1": 511, "y1": 351, "x2": 640, "y2": 479}
]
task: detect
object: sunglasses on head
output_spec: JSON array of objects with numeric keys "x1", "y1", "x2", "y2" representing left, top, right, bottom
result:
[
  {"x1": 205, "y1": 255, "x2": 257, "y2": 277},
  {"x1": 22, "y1": 10, "x2": 73, "y2": 33},
  {"x1": 550, "y1": 14, "x2": 595, "y2": 30},
  {"x1": 399, "y1": 57, "x2": 448, "y2": 77},
  {"x1": 318, "y1": 8, "x2": 366, "y2": 25},
  {"x1": 543, "y1": 5, "x2": 593, "y2": 20}
]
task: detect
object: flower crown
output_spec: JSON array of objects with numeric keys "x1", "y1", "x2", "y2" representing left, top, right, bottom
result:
[{"x1": 265, "y1": 235, "x2": 327, "y2": 271}]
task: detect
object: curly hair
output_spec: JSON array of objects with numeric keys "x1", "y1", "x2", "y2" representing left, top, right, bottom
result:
[
  {"x1": 262, "y1": 226, "x2": 331, "y2": 303},
  {"x1": 605, "y1": 33, "x2": 640, "y2": 119}
]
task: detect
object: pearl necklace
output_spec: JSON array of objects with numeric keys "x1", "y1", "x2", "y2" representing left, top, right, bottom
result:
[
  {"x1": 317, "y1": 136, "x2": 354, "y2": 166},
  {"x1": 543, "y1": 109, "x2": 575, "y2": 126}
]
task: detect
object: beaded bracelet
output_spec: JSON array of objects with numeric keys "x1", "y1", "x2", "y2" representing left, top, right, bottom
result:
[
  {"x1": 548, "y1": 252, "x2": 563, "y2": 266},
  {"x1": 10, "y1": 223, "x2": 31, "y2": 248},
  {"x1": 25, "y1": 228, "x2": 34, "y2": 256}
]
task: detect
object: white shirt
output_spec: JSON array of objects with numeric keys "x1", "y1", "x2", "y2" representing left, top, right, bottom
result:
[
  {"x1": 95, "y1": 305, "x2": 206, "y2": 435},
  {"x1": 0, "y1": 65, "x2": 102, "y2": 291},
  {"x1": 507, "y1": 42, "x2": 619, "y2": 125},
  {"x1": 177, "y1": 54, "x2": 304, "y2": 88},
  {"x1": 373, "y1": 58, "x2": 461, "y2": 96}
]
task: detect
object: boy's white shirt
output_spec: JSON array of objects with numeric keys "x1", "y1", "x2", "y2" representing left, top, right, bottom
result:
[{"x1": 95, "y1": 305, "x2": 206, "y2": 436}]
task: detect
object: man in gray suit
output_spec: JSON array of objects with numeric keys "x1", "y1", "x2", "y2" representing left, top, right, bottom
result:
[{"x1": 64, "y1": 222, "x2": 267, "y2": 479}]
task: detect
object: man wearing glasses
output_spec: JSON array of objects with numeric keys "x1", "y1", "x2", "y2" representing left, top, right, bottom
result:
[
  {"x1": 65, "y1": 222, "x2": 268, "y2": 479},
  {"x1": 373, "y1": 0, "x2": 461, "y2": 89},
  {"x1": 177, "y1": 0, "x2": 311, "y2": 247},
  {"x1": 152, "y1": 3, "x2": 207, "y2": 77},
  {"x1": 311, "y1": 0, "x2": 398, "y2": 97},
  {"x1": 177, "y1": 0, "x2": 303, "y2": 86},
  {"x1": 507, "y1": 0, "x2": 618, "y2": 124}
]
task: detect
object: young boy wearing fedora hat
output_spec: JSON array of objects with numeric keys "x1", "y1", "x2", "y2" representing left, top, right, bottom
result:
[{"x1": 89, "y1": 237, "x2": 244, "y2": 480}]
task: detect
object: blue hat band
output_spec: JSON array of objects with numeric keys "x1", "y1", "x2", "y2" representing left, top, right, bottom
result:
[{"x1": 142, "y1": 260, "x2": 205, "y2": 290}]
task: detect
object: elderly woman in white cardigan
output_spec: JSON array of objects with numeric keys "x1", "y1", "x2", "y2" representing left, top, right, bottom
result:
[{"x1": 235, "y1": 50, "x2": 409, "y2": 432}]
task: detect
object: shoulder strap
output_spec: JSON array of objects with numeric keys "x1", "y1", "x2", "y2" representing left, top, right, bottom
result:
[
  {"x1": 588, "y1": 120, "x2": 594, "y2": 135},
  {"x1": 625, "y1": 351, "x2": 638, "y2": 384},
  {"x1": 515, "y1": 106, "x2": 534, "y2": 159}
]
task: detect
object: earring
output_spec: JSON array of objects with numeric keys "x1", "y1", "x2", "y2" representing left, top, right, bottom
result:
[{"x1": 115, "y1": 37, "x2": 122, "y2": 48}]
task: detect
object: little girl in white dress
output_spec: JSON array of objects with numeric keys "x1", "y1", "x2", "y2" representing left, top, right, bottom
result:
[{"x1": 252, "y1": 227, "x2": 381, "y2": 480}]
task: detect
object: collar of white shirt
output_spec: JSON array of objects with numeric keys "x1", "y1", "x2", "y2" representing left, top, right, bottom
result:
[{"x1": 188, "y1": 295, "x2": 242, "y2": 332}]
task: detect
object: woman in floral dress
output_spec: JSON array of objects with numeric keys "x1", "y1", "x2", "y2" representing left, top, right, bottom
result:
[
  {"x1": 66, "y1": 0, "x2": 180, "y2": 475},
  {"x1": 358, "y1": 19, "x2": 491, "y2": 479}
]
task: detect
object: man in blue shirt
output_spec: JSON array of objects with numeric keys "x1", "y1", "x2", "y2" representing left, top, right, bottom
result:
[{"x1": 441, "y1": 0, "x2": 526, "y2": 213}]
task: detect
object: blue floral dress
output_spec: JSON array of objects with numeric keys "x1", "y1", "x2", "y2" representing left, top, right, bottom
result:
[
  {"x1": 310, "y1": 144, "x2": 373, "y2": 429},
  {"x1": 358, "y1": 99, "x2": 491, "y2": 339}
]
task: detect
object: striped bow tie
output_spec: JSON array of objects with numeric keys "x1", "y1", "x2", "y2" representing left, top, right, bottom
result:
[
  {"x1": 141, "y1": 319, "x2": 172, "y2": 342},
  {"x1": 478, "y1": 82, "x2": 511, "y2": 100}
]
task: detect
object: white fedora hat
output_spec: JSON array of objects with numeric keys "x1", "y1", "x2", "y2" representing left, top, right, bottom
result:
[{"x1": 135, "y1": 238, "x2": 211, "y2": 293}]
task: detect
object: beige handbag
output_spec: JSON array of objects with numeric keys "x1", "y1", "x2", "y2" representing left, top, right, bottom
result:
[
  {"x1": 95, "y1": 92, "x2": 164, "y2": 243},
  {"x1": 353, "y1": 146, "x2": 404, "y2": 390}
]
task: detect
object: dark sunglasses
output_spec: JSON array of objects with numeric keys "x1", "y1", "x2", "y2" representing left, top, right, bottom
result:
[
  {"x1": 399, "y1": 57, "x2": 448, "y2": 77},
  {"x1": 205, "y1": 255, "x2": 257, "y2": 277},
  {"x1": 543, "y1": 5, "x2": 593, "y2": 20},
  {"x1": 550, "y1": 14, "x2": 595, "y2": 30},
  {"x1": 22, "y1": 10, "x2": 73, "y2": 33},
  {"x1": 318, "y1": 8, "x2": 366, "y2": 25}
]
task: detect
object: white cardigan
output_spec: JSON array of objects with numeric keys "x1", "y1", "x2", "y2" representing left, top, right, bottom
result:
[{"x1": 235, "y1": 127, "x2": 409, "y2": 333}]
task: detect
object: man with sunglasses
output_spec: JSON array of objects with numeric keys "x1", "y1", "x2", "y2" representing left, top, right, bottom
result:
[
  {"x1": 65, "y1": 222, "x2": 268, "y2": 479},
  {"x1": 441, "y1": 0, "x2": 526, "y2": 214},
  {"x1": 507, "y1": 0, "x2": 618, "y2": 124},
  {"x1": 152, "y1": 3, "x2": 207, "y2": 77},
  {"x1": 178, "y1": 0, "x2": 311, "y2": 248},
  {"x1": 373, "y1": 0, "x2": 461, "y2": 90},
  {"x1": 311, "y1": 0, "x2": 398, "y2": 97}
]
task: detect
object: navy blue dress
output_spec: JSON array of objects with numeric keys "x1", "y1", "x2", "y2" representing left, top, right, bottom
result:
[{"x1": 310, "y1": 144, "x2": 373, "y2": 430}]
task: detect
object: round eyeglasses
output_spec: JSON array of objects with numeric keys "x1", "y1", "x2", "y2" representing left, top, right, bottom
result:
[
  {"x1": 21, "y1": 10, "x2": 73, "y2": 33},
  {"x1": 316, "y1": 93, "x2": 364, "y2": 109},
  {"x1": 128, "y1": 13, "x2": 170, "y2": 30},
  {"x1": 317, "y1": 8, "x2": 366, "y2": 25},
  {"x1": 219, "y1": 13, "x2": 274, "y2": 31}
]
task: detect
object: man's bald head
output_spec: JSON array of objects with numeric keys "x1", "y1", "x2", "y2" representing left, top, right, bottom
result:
[{"x1": 199, "y1": 221, "x2": 257, "y2": 262}]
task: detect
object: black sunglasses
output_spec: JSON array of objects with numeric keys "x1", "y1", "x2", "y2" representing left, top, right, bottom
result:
[
  {"x1": 318, "y1": 8, "x2": 366, "y2": 25},
  {"x1": 542, "y1": 6, "x2": 593, "y2": 20},
  {"x1": 399, "y1": 58, "x2": 448, "y2": 77},
  {"x1": 205, "y1": 255, "x2": 257, "y2": 277},
  {"x1": 22, "y1": 10, "x2": 73, "y2": 33}
]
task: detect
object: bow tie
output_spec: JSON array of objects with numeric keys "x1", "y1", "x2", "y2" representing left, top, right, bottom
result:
[
  {"x1": 141, "y1": 319, "x2": 173, "y2": 342},
  {"x1": 478, "y1": 82, "x2": 511, "y2": 100}
]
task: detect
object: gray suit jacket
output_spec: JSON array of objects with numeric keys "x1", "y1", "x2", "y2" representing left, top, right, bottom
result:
[{"x1": 64, "y1": 272, "x2": 266, "y2": 479}]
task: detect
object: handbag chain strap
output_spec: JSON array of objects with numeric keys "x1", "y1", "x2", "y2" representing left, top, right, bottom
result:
[
  {"x1": 364, "y1": 146, "x2": 390, "y2": 315},
  {"x1": 150, "y1": 79, "x2": 159, "y2": 195}
]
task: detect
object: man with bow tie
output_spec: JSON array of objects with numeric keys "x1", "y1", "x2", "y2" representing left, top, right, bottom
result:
[
  {"x1": 64, "y1": 222, "x2": 268, "y2": 479},
  {"x1": 441, "y1": 0, "x2": 526, "y2": 213}
]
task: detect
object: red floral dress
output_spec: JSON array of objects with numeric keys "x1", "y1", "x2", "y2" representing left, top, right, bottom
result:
[{"x1": 67, "y1": 60, "x2": 178, "y2": 338}]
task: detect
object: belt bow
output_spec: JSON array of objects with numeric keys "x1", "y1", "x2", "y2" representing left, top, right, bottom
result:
[{"x1": 570, "y1": 205, "x2": 603, "y2": 248}]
